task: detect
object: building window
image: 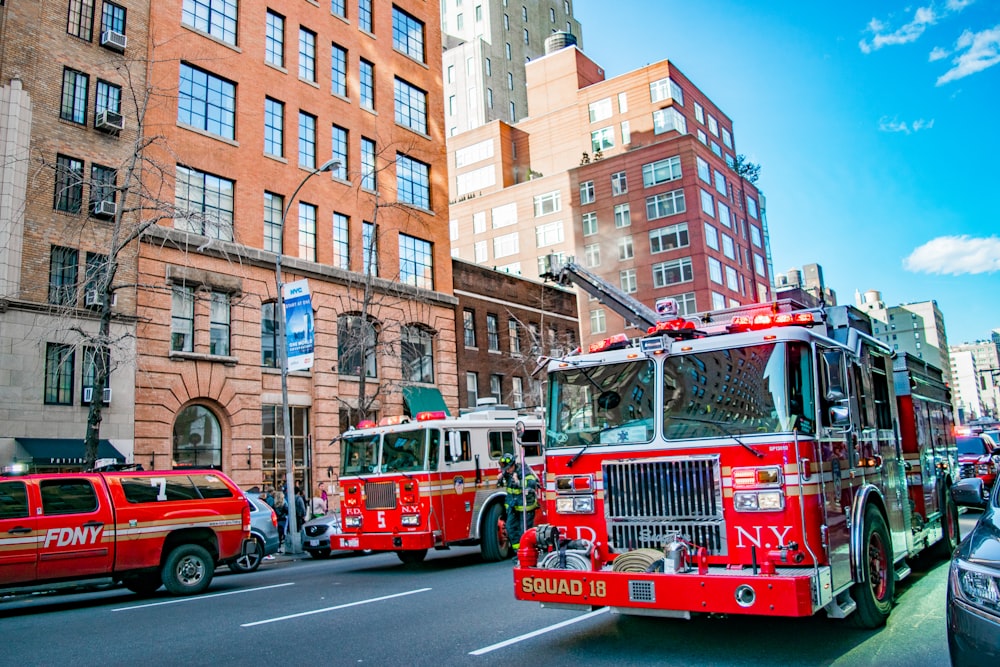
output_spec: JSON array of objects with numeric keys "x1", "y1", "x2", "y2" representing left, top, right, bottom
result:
[
  {"x1": 362, "y1": 221, "x2": 378, "y2": 275},
  {"x1": 299, "y1": 27, "x2": 316, "y2": 82},
  {"x1": 611, "y1": 171, "x2": 628, "y2": 195},
  {"x1": 620, "y1": 268, "x2": 637, "y2": 293},
  {"x1": 590, "y1": 309, "x2": 606, "y2": 335},
  {"x1": 332, "y1": 212, "x2": 350, "y2": 270},
  {"x1": 512, "y1": 377, "x2": 524, "y2": 407},
  {"x1": 360, "y1": 59, "x2": 375, "y2": 110},
  {"x1": 590, "y1": 127, "x2": 614, "y2": 153},
  {"x1": 697, "y1": 156, "x2": 711, "y2": 183},
  {"x1": 68, "y1": 0, "x2": 95, "y2": 41},
  {"x1": 95, "y1": 79, "x2": 122, "y2": 119},
  {"x1": 507, "y1": 72, "x2": 514, "y2": 89},
  {"x1": 338, "y1": 314, "x2": 377, "y2": 377},
  {"x1": 704, "y1": 222, "x2": 719, "y2": 250},
  {"x1": 265, "y1": 10, "x2": 284, "y2": 68},
  {"x1": 712, "y1": 292, "x2": 727, "y2": 310},
  {"x1": 261, "y1": 302, "x2": 278, "y2": 367},
  {"x1": 649, "y1": 77, "x2": 683, "y2": 104},
  {"x1": 652, "y1": 257, "x2": 693, "y2": 288},
  {"x1": 89, "y1": 164, "x2": 117, "y2": 216},
  {"x1": 298, "y1": 202, "x2": 317, "y2": 261},
  {"x1": 579, "y1": 180, "x2": 595, "y2": 204},
  {"x1": 54, "y1": 155, "x2": 84, "y2": 213},
  {"x1": 653, "y1": 108, "x2": 687, "y2": 135},
  {"x1": 726, "y1": 266, "x2": 739, "y2": 291},
  {"x1": 392, "y1": 7, "x2": 425, "y2": 62},
  {"x1": 584, "y1": 243, "x2": 600, "y2": 267},
  {"x1": 174, "y1": 405, "x2": 224, "y2": 469},
  {"x1": 44, "y1": 343, "x2": 75, "y2": 405},
  {"x1": 642, "y1": 156, "x2": 681, "y2": 187},
  {"x1": 588, "y1": 98, "x2": 612, "y2": 123},
  {"x1": 178, "y1": 63, "x2": 235, "y2": 140},
  {"x1": 509, "y1": 319, "x2": 521, "y2": 355},
  {"x1": 331, "y1": 124, "x2": 349, "y2": 180},
  {"x1": 618, "y1": 235, "x2": 634, "y2": 261},
  {"x1": 645, "y1": 189, "x2": 686, "y2": 221},
  {"x1": 361, "y1": 137, "x2": 376, "y2": 191},
  {"x1": 84, "y1": 252, "x2": 108, "y2": 299},
  {"x1": 264, "y1": 192, "x2": 283, "y2": 253},
  {"x1": 700, "y1": 189, "x2": 715, "y2": 217},
  {"x1": 614, "y1": 203, "x2": 631, "y2": 228},
  {"x1": 174, "y1": 165, "x2": 234, "y2": 240},
  {"x1": 332, "y1": 0, "x2": 346, "y2": 19},
  {"x1": 709, "y1": 257, "x2": 723, "y2": 284},
  {"x1": 401, "y1": 325, "x2": 434, "y2": 384},
  {"x1": 82, "y1": 345, "x2": 110, "y2": 402},
  {"x1": 708, "y1": 115, "x2": 719, "y2": 136},
  {"x1": 394, "y1": 78, "x2": 428, "y2": 134},
  {"x1": 358, "y1": 0, "x2": 373, "y2": 32},
  {"x1": 746, "y1": 196, "x2": 759, "y2": 219},
  {"x1": 649, "y1": 222, "x2": 689, "y2": 254},
  {"x1": 49, "y1": 245, "x2": 79, "y2": 305},
  {"x1": 466, "y1": 372, "x2": 479, "y2": 407},
  {"x1": 463, "y1": 309, "x2": 476, "y2": 347},
  {"x1": 533, "y1": 190, "x2": 561, "y2": 216},
  {"x1": 714, "y1": 170, "x2": 728, "y2": 197},
  {"x1": 298, "y1": 111, "x2": 317, "y2": 169},
  {"x1": 264, "y1": 97, "x2": 284, "y2": 157},
  {"x1": 399, "y1": 233, "x2": 433, "y2": 289},
  {"x1": 486, "y1": 314, "x2": 500, "y2": 351},
  {"x1": 210, "y1": 292, "x2": 230, "y2": 356},
  {"x1": 61, "y1": 68, "x2": 89, "y2": 124},
  {"x1": 101, "y1": 3, "x2": 126, "y2": 36},
  {"x1": 754, "y1": 253, "x2": 766, "y2": 276},
  {"x1": 490, "y1": 374, "x2": 503, "y2": 402},
  {"x1": 182, "y1": 0, "x2": 237, "y2": 45},
  {"x1": 535, "y1": 221, "x2": 564, "y2": 247},
  {"x1": 331, "y1": 42, "x2": 347, "y2": 97},
  {"x1": 582, "y1": 212, "x2": 597, "y2": 236},
  {"x1": 171, "y1": 285, "x2": 195, "y2": 352},
  {"x1": 750, "y1": 225, "x2": 762, "y2": 248},
  {"x1": 722, "y1": 234, "x2": 736, "y2": 260},
  {"x1": 396, "y1": 154, "x2": 430, "y2": 209}
]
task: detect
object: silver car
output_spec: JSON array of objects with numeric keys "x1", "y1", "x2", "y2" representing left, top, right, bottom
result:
[{"x1": 229, "y1": 491, "x2": 281, "y2": 573}]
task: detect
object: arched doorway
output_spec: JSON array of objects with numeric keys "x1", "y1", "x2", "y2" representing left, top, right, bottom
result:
[{"x1": 173, "y1": 404, "x2": 223, "y2": 469}]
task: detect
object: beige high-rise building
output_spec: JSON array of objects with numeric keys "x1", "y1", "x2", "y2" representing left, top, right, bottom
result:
[{"x1": 856, "y1": 290, "x2": 951, "y2": 386}]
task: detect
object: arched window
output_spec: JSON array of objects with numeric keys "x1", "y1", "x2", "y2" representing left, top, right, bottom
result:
[
  {"x1": 401, "y1": 325, "x2": 434, "y2": 384},
  {"x1": 173, "y1": 405, "x2": 222, "y2": 469}
]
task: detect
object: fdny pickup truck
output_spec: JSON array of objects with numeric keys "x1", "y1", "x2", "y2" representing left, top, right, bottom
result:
[{"x1": 0, "y1": 469, "x2": 254, "y2": 596}]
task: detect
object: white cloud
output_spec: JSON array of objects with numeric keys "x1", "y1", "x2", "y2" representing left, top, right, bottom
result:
[
  {"x1": 936, "y1": 26, "x2": 1000, "y2": 84},
  {"x1": 860, "y1": 6, "x2": 939, "y2": 53},
  {"x1": 929, "y1": 46, "x2": 950, "y2": 61},
  {"x1": 946, "y1": 0, "x2": 975, "y2": 10},
  {"x1": 904, "y1": 235, "x2": 1000, "y2": 275},
  {"x1": 878, "y1": 116, "x2": 935, "y2": 134}
]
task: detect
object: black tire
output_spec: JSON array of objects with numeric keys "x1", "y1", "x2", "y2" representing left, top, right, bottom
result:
[
  {"x1": 229, "y1": 536, "x2": 265, "y2": 573},
  {"x1": 933, "y1": 486, "x2": 960, "y2": 560},
  {"x1": 124, "y1": 572, "x2": 162, "y2": 596},
  {"x1": 162, "y1": 544, "x2": 214, "y2": 596},
  {"x1": 848, "y1": 507, "x2": 895, "y2": 628},
  {"x1": 307, "y1": 549, "x2": 331, "y2": 559},
  {"x1": 396, "y1": 549, "x2": 427, "y2": 565},
  {"x1": 480, "y1": 503, "x2": 511, "y2": 562}
]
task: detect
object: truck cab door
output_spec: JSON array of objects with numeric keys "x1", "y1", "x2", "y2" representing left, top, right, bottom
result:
[
  {"x1": 36, "y1": 476, "x2": 114, "y2": 580},
  {"x1": 818, "y1": 347, "x2": 854, "y2": 593},
  {"x1": 0, "y1": 480, "x2": 37, "y2": 585}
]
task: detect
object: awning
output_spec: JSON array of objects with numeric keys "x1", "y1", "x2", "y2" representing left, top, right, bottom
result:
[
  {"x1": 14, "y1": 438, "x2": 125, "y2": 466},
  {"x1": 402, "y1": 386, "x2": 450, "y2": 417}
]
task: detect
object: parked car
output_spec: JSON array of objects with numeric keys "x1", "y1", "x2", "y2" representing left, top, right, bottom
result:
[
  {"x1": 229, "y1": 491, "x2": 280, "y2": 573},
  {"x1": 957, "y1": 434, "x2": 999, "y2": 491},
  {"x1": 948, "y1": 477, "x2": 1000, "y2": 666},
  {"x1": 302, "y1": 513, "x2": 372, "y2": 559}
]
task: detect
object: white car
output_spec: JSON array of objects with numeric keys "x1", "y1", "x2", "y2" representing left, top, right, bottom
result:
[{"x1": 301, "y1": 513, "x2": 372, "y2": 559}]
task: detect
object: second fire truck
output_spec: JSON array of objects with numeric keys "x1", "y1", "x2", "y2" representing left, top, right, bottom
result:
[
  {"x1": 335, "y1": 407, "x2": 544, "y2": 563},
  {"x1": 514, "y1": 258, "x2": 958, "y2": 628}
]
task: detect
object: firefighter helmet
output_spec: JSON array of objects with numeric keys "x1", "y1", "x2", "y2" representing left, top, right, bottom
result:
[{"x1": 500, "y1": 453, "x2": 516, "y2": 468}]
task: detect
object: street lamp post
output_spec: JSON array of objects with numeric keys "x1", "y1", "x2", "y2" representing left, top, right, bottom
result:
[{"x1": 276, "y1": 158, "x2": 339, "y2": 554}]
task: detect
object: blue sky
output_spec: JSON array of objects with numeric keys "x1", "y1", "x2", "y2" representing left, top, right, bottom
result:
[{"x1": 573, "y1": 0, "x2": 1000, "y2": 345}]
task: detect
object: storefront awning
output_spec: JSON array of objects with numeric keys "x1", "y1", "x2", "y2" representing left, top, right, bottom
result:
[
  {"x1": 402, "y1": 386, "x2": 450, "y2": 417},
  {"x1": 14, "y1": 438, "x2": 125, "y2": 466}
]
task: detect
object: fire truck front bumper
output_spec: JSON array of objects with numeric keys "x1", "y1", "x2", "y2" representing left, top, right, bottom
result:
[
  {"x1": 513, "y1": 565, "x2": 822, "y2": 618},
  {"x1": 334, "y1": 532, "x2": 434, "y2": 552}
]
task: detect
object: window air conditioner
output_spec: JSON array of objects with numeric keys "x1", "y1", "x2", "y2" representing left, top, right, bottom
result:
[
  {"x1": 83, "y1": 387, "x2": 113, "y2": 404},
  {"x1": 94, "y1": 200, "x2": 117, "y2": 217},
  {"x1": 85, "y1": 289, "x2": 101, "y2": 307},
  {"x1": 101, "y1": 29, "x2": 127, "y2": 52},
  {"x1": 96, "y1": 110, "x2": 125, "y2": 132}
]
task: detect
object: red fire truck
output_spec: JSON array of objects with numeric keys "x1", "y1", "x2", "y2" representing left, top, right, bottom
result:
[
  {"x1": 335, "y1": 407, "x2": 544, "y2": 564},
  {"x1": 514, "y1": 277, "x2": 958, "y2": 627}
]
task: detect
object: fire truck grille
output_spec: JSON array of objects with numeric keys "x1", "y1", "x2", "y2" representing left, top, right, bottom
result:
[
  {"x1": 364, "y1": 481, "x2": 397, "y2": 510},
  {"x1": 603, "y1": 456, "x2": 725, "y2": 556}
]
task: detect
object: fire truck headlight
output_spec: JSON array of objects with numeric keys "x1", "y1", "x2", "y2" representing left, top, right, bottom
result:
[
  {"x1": 734, "y1": 492, "x2": 759, "y2": 511},
  {"x1": 401, "y1": 514, "x2": 421, "y2": 526},
  {"x1": 555, "y1": 496, "x2": 594, "y2": 514},
  {"x1": 735, "y1": 490, "x2": 784, "y2": 511},
  {"x1": 757, "y1": 491, "x2": 785, "y2": 510},
  {"x1": 345, "y1": 516, "x2": 362, "y2": 528}
]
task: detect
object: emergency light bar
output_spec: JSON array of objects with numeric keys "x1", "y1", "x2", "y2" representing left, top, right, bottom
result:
[
  {"x1": 356, "y1": 420, "x2": 376, "y2": 429},
  {"x1": 416, "y1": 411, "x2": 447, "y2": 421},
  {"x1": 588, "y1": 333, "x2": 629, "y2": 353},
  {"x1": 729, "y1": 311, "x2": 816, "y2": 332}
]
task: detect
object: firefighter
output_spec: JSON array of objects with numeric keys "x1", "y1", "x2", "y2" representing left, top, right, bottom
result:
[{"x1": 498, "y1": 453, "x2": 539, "y2": 557}]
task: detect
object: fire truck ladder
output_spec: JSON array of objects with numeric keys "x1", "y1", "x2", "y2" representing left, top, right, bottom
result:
[{"x1": 540, "y1": 254, "x2": 661, "y2": 330}]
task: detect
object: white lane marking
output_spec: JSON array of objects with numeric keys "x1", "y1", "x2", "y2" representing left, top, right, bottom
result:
[
  {"x1": 241, "y1": 588, "x2": 433, "y2": 627},
  {"x1": 113, "y1": 582, "x2": 295, "y2": 612},
  {"x1": 469, "y1": 608, "x2": 610, "y2": 655}
]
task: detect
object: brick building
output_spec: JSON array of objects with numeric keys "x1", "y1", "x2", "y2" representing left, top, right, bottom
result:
[
  {"x1": 452, "y1": 259, "x2": 577, "y2": 412},
  {"x1": 448, "y1": 43, "x2": 773, "y2": 349}
]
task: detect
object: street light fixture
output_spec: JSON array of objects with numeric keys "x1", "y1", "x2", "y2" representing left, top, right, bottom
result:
[{"x1": 276, "y1": 158, "x2": 339, "y2": 554}]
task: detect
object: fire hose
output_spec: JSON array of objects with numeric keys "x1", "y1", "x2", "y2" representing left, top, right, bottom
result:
[{"x1": 611, "y1": 548, "x2": 665, "y2": 573}]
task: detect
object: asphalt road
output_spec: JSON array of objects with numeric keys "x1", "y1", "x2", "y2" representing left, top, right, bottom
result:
[{"x1": 1, "y1": 512, "x2": 978, "y2": 667}]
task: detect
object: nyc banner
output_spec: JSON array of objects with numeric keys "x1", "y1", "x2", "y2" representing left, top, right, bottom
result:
[{"x1": 283, "y1": 279, "x2": 314, "y2": 371}]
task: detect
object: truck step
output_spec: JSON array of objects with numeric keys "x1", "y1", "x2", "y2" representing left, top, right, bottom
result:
[
  {"x1": 825, "y1": 591, "x2": 857, "y2": 619},
  {"x1": 894, "y1": 562, "x2": 912, "y2": 582}
]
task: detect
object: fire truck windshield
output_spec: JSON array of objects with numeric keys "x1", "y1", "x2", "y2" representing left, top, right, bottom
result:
[
  {"x1": 341, "y1": 434, "x2": 379, "y2": 475},
  {"x1": 341, "y1": 428, "x2": 441, "y2": 475},
  {"x1": 546, "y1": 341, "x2": 815, "y2": 450}
]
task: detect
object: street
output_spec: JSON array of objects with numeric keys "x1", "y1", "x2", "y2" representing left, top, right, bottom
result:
[{"x1": 1, "y1": 513, "x2": 977, "y2": 667}]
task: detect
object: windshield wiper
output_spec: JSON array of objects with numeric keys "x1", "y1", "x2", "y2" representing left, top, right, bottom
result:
[
  {"x1": 567, "y1": 437, "x2": 594, "y2": 468},
  {"x1": 668, "y1": 415, "x2": 765, "y2": 459}
]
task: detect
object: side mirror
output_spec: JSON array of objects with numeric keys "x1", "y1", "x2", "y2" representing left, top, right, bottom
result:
[
  {"x1": 829, "y1": 404, "x2": 851, "y2": 427},
  {"x1": 822, "y1": 350, "x2": 847, "y2": 402},
  {"x1": 952, "y1": 477, "x2": 988, "y2": 510},
  {"x1": 514, "y1": 420, "x2": 526, "y2": 445},
  {"x1": 447, "y1": 431, "x2": 461, "y2": 463}
]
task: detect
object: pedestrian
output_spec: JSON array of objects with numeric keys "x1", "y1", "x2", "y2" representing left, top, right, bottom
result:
[
  {"x1": 260, "y1": 485, "x2": 275, "y2": 509},
  {"x1": 273, "y1": 490, "x2": 288, "y2": 552},
  {"x1": 311, "y1": 484, "x2": 328, "y2": 519},
  {"x1": 498, "y1": 453, "x2": 539, "y2": 562},
  {"x1": 294, "y1": 487, "x2": 307, "y2": 529}
]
